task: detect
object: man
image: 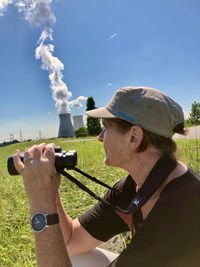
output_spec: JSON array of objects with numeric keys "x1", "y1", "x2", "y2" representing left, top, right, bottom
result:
[{"x1": 14, "y1": 87, "x2": 200, "y2": 267}]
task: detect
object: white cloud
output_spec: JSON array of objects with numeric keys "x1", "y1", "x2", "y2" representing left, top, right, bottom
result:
[
  {"x1": 107, "y1": 33, "x2": 117, "y2": 41},
  {"x1": 107, "y1": 82, "x2": 112, "y2": 86},
  {"x1": 16, "y1": 0, "x2": 56, "y2": 28},
  {"x1": 69, "y1": 96, "x2": 87, "y2": 108},
  {"x1": 0, "y1": 0, "x2": 13, "y2": 16}
]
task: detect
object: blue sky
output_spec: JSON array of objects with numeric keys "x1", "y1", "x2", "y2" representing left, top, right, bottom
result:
[{"x1": 0, "y1": 0, "x2": 199, "y2": 142}]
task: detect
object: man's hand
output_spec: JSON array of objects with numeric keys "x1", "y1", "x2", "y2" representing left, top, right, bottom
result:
[{"x1": 13, "y1": 143, "x2": 61, "y2": 214}]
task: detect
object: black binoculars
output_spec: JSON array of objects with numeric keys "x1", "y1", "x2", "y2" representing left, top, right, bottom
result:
[{"x1": 7, "y1": 146, "x2": 77, "y2": 175}]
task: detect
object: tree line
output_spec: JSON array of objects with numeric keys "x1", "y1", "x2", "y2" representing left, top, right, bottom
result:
[{"x1": 185, "y1": 101, "x2": 200, "y2": 126}]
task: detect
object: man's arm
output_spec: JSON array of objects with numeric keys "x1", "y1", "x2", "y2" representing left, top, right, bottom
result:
[
  {"x1": 34, "y1": 225, "x2": 72, "y2": 267},
  {"x1": 56, "y1": 193, "x2": 102, "y2": 256},
  {"x1": 30, "y1": 203, "x2": 72, "y2": 267},
  {"x1": 14, "y1": 143, "x2": 72, "y2": 267}
]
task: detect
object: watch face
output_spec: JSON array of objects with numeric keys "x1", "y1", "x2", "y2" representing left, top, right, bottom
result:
[{"x1": 31, "y1": 213, "x2": 47, "y2": 232}]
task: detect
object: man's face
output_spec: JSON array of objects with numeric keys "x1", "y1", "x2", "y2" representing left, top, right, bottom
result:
[{"x1": 98, "y1": 121, "x2": 132, "y2": 168}]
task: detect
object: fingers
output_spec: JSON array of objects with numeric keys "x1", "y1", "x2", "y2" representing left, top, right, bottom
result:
[
  {"x1": 33, "y1": 143, "x2": 47, "y2": 161},
  {"x1": 44, "y1": 144, "x2": 57, "y2": 174},
  {"x1": 44, "y1": 143, "x2": 56, "y2": 161},
  {"x1": 13, "y1": 150, "x2": 24, "y2": 175},
  {"x1": 13, "y1": 143, "x2": 56, "y2": 174},
  {"x1": 24, "y1": 143, "x2": 46, "y2": 164},
  {"x1": 23, "y1": 148, "x2": 33, "y2": 167}
]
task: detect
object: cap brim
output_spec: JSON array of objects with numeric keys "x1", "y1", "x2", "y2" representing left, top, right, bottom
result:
[{"x1": 86, "y1": 107, "x2": 115, "y2": 118}]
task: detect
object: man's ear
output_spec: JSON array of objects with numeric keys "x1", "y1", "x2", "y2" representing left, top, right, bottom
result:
[{"x1": 130, "y1": 126, "x2": 144, "y2": 150}]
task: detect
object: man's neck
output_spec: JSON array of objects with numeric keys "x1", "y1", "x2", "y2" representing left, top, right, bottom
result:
[{"x1": 125, "y1": 148, "x2": 161, "y2": 190}]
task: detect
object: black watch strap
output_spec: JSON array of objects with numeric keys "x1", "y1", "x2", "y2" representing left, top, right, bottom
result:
[{"x1": 47, "y1": 213, "x2": 59, "y2": 226}]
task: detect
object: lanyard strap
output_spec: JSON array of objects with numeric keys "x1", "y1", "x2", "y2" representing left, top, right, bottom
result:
[
  {"x1": 59, "y1": 169, "x2": 125, "y2": 213},
  {"x1": 74, "y1": 167, "x2": 119, "y2": 192},
  {"x1": 60, "y1": 155, "x2": 177, "y2": 215},
  {"x1": 127, "y1": 155, "x2": 177, "y2": 214}
]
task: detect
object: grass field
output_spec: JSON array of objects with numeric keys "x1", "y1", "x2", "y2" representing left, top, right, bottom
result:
[{"x1": 0, "y1": 138, "x2": 199, "y2": 266}]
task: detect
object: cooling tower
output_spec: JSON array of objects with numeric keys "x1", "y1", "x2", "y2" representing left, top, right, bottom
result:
[
  {"x1": 73, "y1": 115, "x2": 85, "y2": 131},
  {"x1": 58, "y1": 113, "x2": 75, "y2": 138}
]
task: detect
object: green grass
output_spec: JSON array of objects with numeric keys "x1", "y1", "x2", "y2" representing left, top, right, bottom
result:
[
  {"x1": 175, "y1": 139, "x2": 200, "y2": 174},
  {"x1": 0, "y1": 138, "x2": 199, "y2": 266}
]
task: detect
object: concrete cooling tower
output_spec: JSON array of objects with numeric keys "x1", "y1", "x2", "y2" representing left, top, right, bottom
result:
[
  {"x1": 73, "y1": 115, "x2": 85, "y2": 130},
  {"x1": 58, "y1": 113, "x2": 75, "y2": 138}
]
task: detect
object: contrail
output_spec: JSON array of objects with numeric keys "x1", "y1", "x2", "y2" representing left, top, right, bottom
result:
[
  {"x1": 0, "y1": 0, "x2": 87, "y2": 114},
  {"x1": 107, "y1": 33, "x2": 117, "y2": 41}
]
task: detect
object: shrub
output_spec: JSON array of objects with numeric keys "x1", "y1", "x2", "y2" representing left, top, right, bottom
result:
[{"x1": 75, "y1": 127, "x2": 89, "y2": 137}]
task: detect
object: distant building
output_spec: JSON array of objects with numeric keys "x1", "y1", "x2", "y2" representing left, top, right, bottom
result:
[
  {"x1": 73, "y1": 115, "x2": 85, "y2": 131},
  {"x1": 58, "y1": 113, "x2": 75, "y2": 138}
]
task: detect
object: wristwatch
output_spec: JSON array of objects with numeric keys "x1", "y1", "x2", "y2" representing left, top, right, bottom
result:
[{"x1": 31, "y1": 212, "x2": 59, "y2": 232}]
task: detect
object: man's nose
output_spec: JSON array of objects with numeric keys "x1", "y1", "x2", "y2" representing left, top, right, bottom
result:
[{"x1": 98, "y1": 129, "x2": 105, "y2": 142}]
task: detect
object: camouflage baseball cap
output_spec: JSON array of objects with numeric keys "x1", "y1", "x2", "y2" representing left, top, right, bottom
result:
[{"x1": 86, "y1": 87, "x2": 184, "y2": 137}]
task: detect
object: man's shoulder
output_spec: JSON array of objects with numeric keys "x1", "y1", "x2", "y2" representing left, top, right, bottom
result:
[
  {"x1": 149, "y1": 168, "x2": 200, "y2": 226},
  {"x1": 103, "y1": 174, "x2": 136, "y2": 209},
  {"x1": 161, "y1": 168, "x2": 200, "y2": 199},
  {"x1": 113, "y1": 174, "x2": 136, "y2": 191}
]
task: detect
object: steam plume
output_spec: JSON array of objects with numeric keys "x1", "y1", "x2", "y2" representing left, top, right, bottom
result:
[
  {"x1": 69, "y1": 96, "x2": 88, "y2": 108},
  {"x1": 1, "y1": 0, "x2": 87, "y2": 114},
  {"x1": 0, "y1": 0, "x2": 13, "y2": 16},
  {"x1": 16, "y1": 0, "x2": 56, "y2": 29}
]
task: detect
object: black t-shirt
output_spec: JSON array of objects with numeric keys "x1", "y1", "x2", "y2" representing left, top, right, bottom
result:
[
  {"x1": 79, "y1": 169, "x2": 200, "y2": 266},
  {"x1": 79, "y1": 175, "x2": 138, "y2": 241}
]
